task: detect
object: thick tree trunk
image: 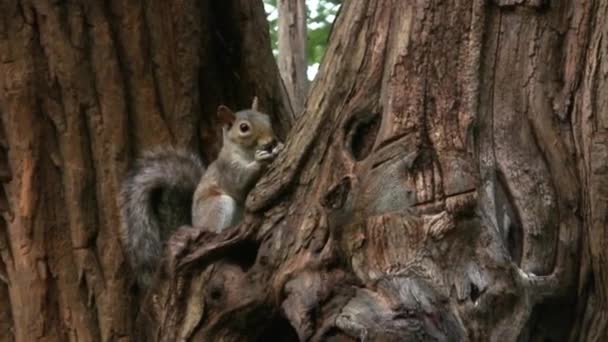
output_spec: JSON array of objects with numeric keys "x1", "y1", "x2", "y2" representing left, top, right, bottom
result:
[
  {"x1": 277, "y1": 0, "x2": 308, "y2": 116},
  {"x1": 0, "y1": 1, "x2": 291, "y2": 341},
  {"x1": 143, "y1": 0, "x2": 608, "y2": 341},
  {"x1": 1, "y1": 0, "x2": 607, "y2": 341}
]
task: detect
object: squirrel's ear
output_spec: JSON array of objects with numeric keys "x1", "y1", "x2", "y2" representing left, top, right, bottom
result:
[
  {"x1": 251, "y1": 96, "x2": 259, "y2": 111},
  {"x1": 217, "y1": 105, "x2": 236, "y2": 127}
]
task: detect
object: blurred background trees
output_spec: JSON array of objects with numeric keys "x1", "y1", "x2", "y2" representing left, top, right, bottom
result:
[
  {"x1": 263, "y1": 0, "x2": 341, "y2": 115},
  {"x1": 264, "y1": 0, "x2": 341, "y2": 80}
]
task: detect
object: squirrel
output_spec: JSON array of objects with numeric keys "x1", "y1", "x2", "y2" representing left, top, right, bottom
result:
[{"x1": 118, "y1": 98, "x2": 283, "y2": 289}]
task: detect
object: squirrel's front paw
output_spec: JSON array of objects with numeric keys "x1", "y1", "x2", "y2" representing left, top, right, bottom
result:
[
  {"x1": 271, "y1": 142, "x2": 284, "y2": 156},
  {"x1": 255, "y1": 149, "x2": 275, "y2": 162}
]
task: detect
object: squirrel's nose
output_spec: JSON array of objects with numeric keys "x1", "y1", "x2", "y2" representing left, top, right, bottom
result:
[{"x1": 260, "y1": 139, "x2": 277, "y2": 152}]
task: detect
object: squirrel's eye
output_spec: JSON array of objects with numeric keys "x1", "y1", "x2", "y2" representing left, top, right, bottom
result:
[{"x1": 239, "y1": 123, "x2": 250, "y2": 133}]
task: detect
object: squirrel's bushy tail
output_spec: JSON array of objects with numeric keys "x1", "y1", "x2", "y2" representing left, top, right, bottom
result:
[{"x1": 118, "y1": 148, "x2": 204, "y2": 289}]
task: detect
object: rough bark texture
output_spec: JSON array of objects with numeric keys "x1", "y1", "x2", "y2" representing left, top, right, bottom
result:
[
  {"x1": 277, "y1": 0, "x2": 308, "y2": 116},
  {"x1": 1, "y1": 0, "x2": 607, "y2": 341},
  {"x1": 0, "y1": 1, "x2": 292, "y2": 341},
  {"x1": 143, "y1": 0, "x2": 608, "y2": 341}
]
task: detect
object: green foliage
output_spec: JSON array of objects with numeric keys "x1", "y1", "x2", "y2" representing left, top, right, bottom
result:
[
  {"x1": 263, "y1": 0, "x2": 341, "y2": 79},
  {"x1": 306, "y1": 0, "x2": 340, "y2": 65}
]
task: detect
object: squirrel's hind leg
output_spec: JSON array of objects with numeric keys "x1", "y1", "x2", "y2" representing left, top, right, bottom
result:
[{"x1": 192, "y1": 194, "x2": 241, "y2": 233}]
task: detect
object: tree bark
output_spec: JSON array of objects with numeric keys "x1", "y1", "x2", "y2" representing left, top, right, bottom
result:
[
  {"x1": 277, "y1": 0, "x2": 308, "y2": 116},
  {"x1": 0, "y1": 1, "x2": 292, "y2": 341},
  {"x1": 2, "y1": 0, "x2": 608, "y2": 341},
  {"x1": 143, "y1": 0, "x2": 608, "y2": 341}
]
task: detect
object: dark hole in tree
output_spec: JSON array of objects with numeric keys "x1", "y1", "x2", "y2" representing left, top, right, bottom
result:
[
  {"x1": 345, "y1": 112, "x2": 381, "y2": 161},
  {"x1": 256, "y1": 314, "x2": 299, "y2": 342},
  {"x1": 496, "y1": 171, "x2": 523, "y2": 266},
  {"x1": 321, "y1": 328, "x2": 358, "y2": 342},
  {"x1": 526, "y1": 298, "x2": 577, "y2": 342},
  {"x1": 225, "y1": 239, "x2": 259, "y2": 272},
  {"x1": 209, "y1": 287, "x2": 222, "y2": 301},
  {"x1": 322, "y1": 177, "x2": 352, "y2": 210},
  {"x1": 188, "y1": 239, "x2": 259, "y2": 277},
  {"x1": 507, "y1": 222, "x2": 522, "y2": 265},
  {"x1": 470, "y1": 283, "x2": 480, "y2": 302}
]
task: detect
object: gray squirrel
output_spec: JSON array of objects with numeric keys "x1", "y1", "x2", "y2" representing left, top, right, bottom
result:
[{"x1": 118, "y1": 99, "x2": 283, "y2": 289}]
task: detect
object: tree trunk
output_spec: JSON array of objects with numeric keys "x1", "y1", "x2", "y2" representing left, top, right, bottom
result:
[
  {"x1": 0, "y1": 1, "x2": 292, "y2": 341},
  {"x1": 2, "y1": 0, "x2": 607, "y2": 341},
  {"x1": 143, "y1": 0, "x2": 608, "y2": 341},
  {"x1": 277, "y1": 0, "x2": 308, "y2": 116}
]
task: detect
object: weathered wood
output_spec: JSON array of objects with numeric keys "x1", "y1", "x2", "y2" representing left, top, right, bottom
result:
[
  {"x1": 0, "y1": 0, "x2": 291, "y2": 341},
  {"x1": 1, "y1": 0, "x2": 607, "y2": 341},
  {"x1": 144, "y1": 0, "x2": 608, "y2": 341}
]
